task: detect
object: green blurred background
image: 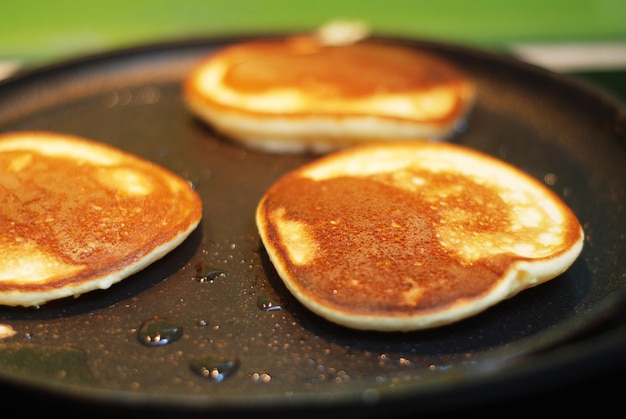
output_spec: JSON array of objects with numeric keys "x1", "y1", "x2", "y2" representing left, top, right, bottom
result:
[{"x1": 2, "y1": 0, "x2": 626, "y2": 68}]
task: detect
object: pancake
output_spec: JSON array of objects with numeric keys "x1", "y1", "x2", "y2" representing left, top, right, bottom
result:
[
  {"x1": 183, "y1": 35, "x2": 476, "y2": 154},
  {"x1": 256, "y1": 141, "x2": 584, "y2": 331},
  {"x1": 0, "y1": 131, "x2": 203, "y2": 307}
]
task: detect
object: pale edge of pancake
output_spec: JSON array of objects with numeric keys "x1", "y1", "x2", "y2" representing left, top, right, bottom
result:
[
  {"x1": 0, "y1": 219, "x2": 201, "y2": 308},
  {"x1": 185, "y1": 94, "x2": 472, "y2": 154},
  {"x1": 257, "y1": 218, "x2": 583, "y2": 331}
]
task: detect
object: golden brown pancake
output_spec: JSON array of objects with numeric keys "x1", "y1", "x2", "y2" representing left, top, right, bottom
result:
[
  {"x1": 0, "y1": 131, "x2": 203, "y2": 307},
  {"x1": 183, "y1": 35, "x2": 476, "y2": 153},
  {"x1": 256, "y1": 141, "x2": 584, "y2": 331}
]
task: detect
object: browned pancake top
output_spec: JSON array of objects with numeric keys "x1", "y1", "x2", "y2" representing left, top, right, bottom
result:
[
  {"x1": 0, "y1": 132, "x2": 202, "y2": 303},
  {"x1": 221, "y1": 37, "x2": 465, "y2": 98},
  {"x1": 256, "y1": 141, "x2": 584, "y2": 328},
  {"x1": 261, "y1": 172, "x2": 514, "y2": 314},
  {"x1": 184, "y1": 36, "x2": 475, "y2": 124}
]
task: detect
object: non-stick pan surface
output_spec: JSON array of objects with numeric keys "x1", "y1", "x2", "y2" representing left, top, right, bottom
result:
[{"x1": 0, "y1": 35, "x2": 624, "y2": 416}]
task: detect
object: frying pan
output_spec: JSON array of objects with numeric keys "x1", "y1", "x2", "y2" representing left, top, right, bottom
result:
[{"x1": 0, "y1": 35, "x2": 624, "y2": 417}]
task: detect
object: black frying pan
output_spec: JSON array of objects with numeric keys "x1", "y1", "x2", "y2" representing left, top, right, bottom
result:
[{"x1": 0, "y1": 35, "x2": 624, "y2": 417}]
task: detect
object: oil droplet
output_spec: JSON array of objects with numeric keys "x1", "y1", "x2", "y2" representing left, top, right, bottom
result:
[
  {"x1": 256, "y1": 292, "x2": 282, "y2": 312},
  {"x1": 189, "y1": 354, "x2": 240, "y2": 382},
  {"x1": 543, "y1": 172, "x2": 557, "y2": 185},
  {"x1": 138, "y1": 316, "x2": 183, "y2": 346},
  {"x1": 192, "y1": 262, "x2": 229, "y2": 283},
  {"x1": 250, "y1": 372, "x2": 272, "y2": 383}
]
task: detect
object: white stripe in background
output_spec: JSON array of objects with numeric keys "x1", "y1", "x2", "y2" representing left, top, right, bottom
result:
[
  {"x1": 2, "y1": 42, "x2": 625, "y2": 80},
  {"x1": 510, "y1": 41, "x2": 626, "y2": 72},
  {"x1": 0, "y1": 60, "x2": 21, "y2": 81}
]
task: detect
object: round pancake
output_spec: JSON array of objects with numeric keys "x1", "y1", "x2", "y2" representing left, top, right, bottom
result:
[
  {"x1": 0, "y1": 131, "x2": 203, "y2": 307},
  {"x1": 183, "y1": 35, "x2": 476, "y2": 153},
  {"x1": 256, "y1": 141, "x2": 584, "y2": 331}
]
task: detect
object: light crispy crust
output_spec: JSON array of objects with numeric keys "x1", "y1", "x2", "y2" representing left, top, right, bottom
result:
[
  {"x1": 0, "y1": 131, "x2": 203, "y2": 307},
  {"x1": 184, "y1": 36, "x2": 476, "y2": 153},
  {"x1": 256, "y1": 141, "x2": 584, "y2": 331}
]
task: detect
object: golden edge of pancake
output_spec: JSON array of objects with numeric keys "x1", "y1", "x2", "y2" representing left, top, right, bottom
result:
[
  {"x1": 183, "y1": 36, "x2": 476, "y2": 153},
  {"x1": 256, "y1": 141, "x2": 585, "y2": 332},
  {"x1": 0, "y1": 131, "x2": 203, "y2": 307},
  {"x1": 0, "y1": 227, "x2": 199, "y2": 308},
  {"x1": 262, "y1": 241, "x2": 584, "y2": 332}
]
